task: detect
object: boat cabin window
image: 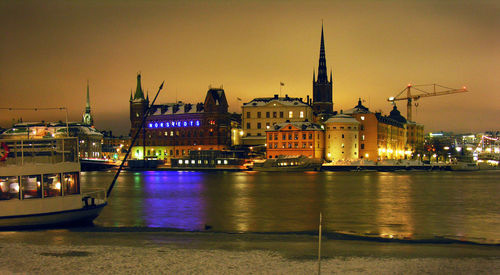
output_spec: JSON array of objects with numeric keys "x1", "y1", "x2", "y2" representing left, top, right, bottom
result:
[
  {"x1": 21, "y1": 175, "x2": 42, "y2": 199},
  {"x1": 43, "y1": 174, "x2": 62, "y2": 197},
  {"x1": 63, "y1": 172, "x2": 80, "y2": 195},
  {"x1": 0, "y1": 176, "x2": 20, "y2": 200}
]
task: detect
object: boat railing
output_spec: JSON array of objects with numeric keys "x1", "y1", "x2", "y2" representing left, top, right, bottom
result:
[
  {"x1": 0, "y1": 137, "x2": 79, "y2": 166},
  {"x1": 82, "y1": 188, "x2": 107, "y2": 206}
]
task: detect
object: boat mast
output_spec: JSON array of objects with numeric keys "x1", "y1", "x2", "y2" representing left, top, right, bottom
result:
[{"x1": 107, "y1": 81, "x2": 165, "y2": 198}]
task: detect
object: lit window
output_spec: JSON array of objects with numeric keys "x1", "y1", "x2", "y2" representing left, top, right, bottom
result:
[
  {"x1": 362, "y1": 135, "x2": 365, "y2": 141},
  {"x1": 289, "y1": 111, "x2": 293, "y2": 118},
  {"x1": 300, "y1": 111, "x2": 304, "y2": 118},
  {"x1": 361, "y1": 116, "x2": 365, "y2": 121},
  {"x1": 224, "y1": 160, "x2": 228, "y2": 165},
  {"x1": 178, "y1": 160, "x2": 183, "y2": 164}
]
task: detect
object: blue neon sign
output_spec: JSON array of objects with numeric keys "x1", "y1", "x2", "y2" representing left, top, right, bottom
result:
[{"x1": 147, "y1": 120, "x2": 201, "y2": 129}]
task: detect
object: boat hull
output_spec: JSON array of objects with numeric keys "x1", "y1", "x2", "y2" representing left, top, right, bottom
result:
[{"x1": 0, "y1": 203, "x2": 106, "y2": 229}]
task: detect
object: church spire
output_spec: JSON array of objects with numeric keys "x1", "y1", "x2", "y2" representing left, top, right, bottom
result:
[
  {"x1": 133, "y1": 73, "x2": 145, "y2": 100},
  {"x1": 85, "y1": 80, "x2": 91, "y2": 110},
  {"x1": 83, "y1": 80, "x2": 94, "y2": 126},
  {"x1": 317, "y1": 23, "x2": 328, "y2": 83}
]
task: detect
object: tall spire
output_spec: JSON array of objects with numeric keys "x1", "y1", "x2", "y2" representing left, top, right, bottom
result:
[
  {"x1": 317, "y1": 23, "x2": 328, "y2": 83},
  {"x1": 133, "y1": 73, "x2": 145, "y2": 100},
  {"x1": 83, "y1": 80, "x2": 93, "y2": 126}
]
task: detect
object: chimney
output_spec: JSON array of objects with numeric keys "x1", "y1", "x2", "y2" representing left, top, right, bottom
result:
[{"x1": 307, "y1": 95, "x2": 310, "y2": 105}]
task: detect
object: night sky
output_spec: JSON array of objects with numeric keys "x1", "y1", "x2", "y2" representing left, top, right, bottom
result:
[{"x1": 1, "y1": 0, "x2": 498, "y2": 135}]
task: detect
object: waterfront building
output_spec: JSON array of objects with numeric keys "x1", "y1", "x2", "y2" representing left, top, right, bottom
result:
[
  {"x1": 345, "y1": 99, "x2": 407, "y2": 161},
  {"x1": 101, "y1": 131, "x2": 131, "y2": 161},
  {"x1": 241, "y1": 94, "x2": 313, "y2": 146},
  {"x1": 265, "y1": 121, "x2": 324, "y2": 159},
  {"x1": 324, "y1": 114, "x2": 360, "y2": 162},
  {"x1": 129, "y1": 74, "x2": 232, "y2": 163},
  {"x1": 312, "y1": 25, "x2": 333, "y2": 115},
  {"x1": 0, "y1": 122, "x2": 103, "y2": 159},
  {"x1": 406, "y1": 121, "x2": 424, "y2": 156}
]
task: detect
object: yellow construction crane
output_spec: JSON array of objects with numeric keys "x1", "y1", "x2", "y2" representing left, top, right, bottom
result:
[{"x1": 387, "y1": 83, "x2": 468, "y2": 122}]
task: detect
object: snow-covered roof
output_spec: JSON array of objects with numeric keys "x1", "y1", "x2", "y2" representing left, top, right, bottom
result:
[
  {"x1": 150, "y1": 102, "x2": 204, "y2": 116},
  {"x1": 325, "y1": 114, "x2": 360, "y2": 124},
  {"x1": 243, "y1": 95, "x2": 308, "y2": 107},
  {"x1": 268, "y1": 121, "x2": 323, "y2": 131}
]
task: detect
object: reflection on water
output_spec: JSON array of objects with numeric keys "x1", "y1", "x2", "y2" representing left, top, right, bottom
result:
[{"x1": 82, "y1": 170, "x2": 500, "y2": 243}]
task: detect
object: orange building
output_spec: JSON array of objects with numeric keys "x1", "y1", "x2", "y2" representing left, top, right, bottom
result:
[
  {"x1": 266, "y1": 121, "x2": 324, "y2": 159},
  {"x1": 345, "y1": 100, "x2": 407, "y2": 162}
]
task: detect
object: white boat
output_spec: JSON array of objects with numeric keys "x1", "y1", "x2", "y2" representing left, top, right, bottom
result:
[
  {"x1": 0, "y1": 137, "x2": 107, "y2": 228},
  {"x1": 450, "y1": 161, "x2": 479, "y2": 171},
  {"x1": 252, "y1": 155, "x2": 323, "y2": 172}
]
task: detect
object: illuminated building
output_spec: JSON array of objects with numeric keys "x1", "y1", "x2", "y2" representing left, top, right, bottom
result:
[
  {"x1": 312, "y1": 24, "x2": 333, "y2": 115},
  {"x1": 129, "y1": 74, "x2": 231, "y2": 163},
  {"x1": 324, "y1": 114, "x2": 360, "y2": 162},
  {"x1": 265, "y1": 121, "x2": 324, "y2": 159},
  {"x1": 242, "y1": 94, "x2": 313, "y2": 146},
  {"x1": 0, "y1": 122, "x2": 103, "y2": 159},
  {"x1": 345, "y1": 99, "x2": 408, "y2": 161}
]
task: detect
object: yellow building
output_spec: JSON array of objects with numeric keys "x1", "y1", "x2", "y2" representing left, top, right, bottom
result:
[
  {"x1": 324, "y1": 114, "x2": 360, "y2": 162},
  {"x1": 266, "y1": 121, "x2": 324, "y2": 159},
  {"x1": 241, "y1": 94, "x2": 313, "y2": 146},
  {"x1": 345, "y1": 100, "x2": 408, "y2": 161}
]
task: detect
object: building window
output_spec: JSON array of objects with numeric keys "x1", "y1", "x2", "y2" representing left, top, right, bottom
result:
[
  {"x1": 280, "y1": 112, "x2": 284, "y2": 118},
  {"x1": 274, "y1": 134, "x2": 278, "y2": 140},
  {"x1": 294, "y1": 143, "x2": 298, "y2": 148},
  {"x1": 274, "y1": 143, "x2": 277, "y2": 149},
  {"x1": 246, "y1": 123, "x2": 251, "y2": 129},
  {"x1": 361, "y1": 144, "x2": 365, "y2": 149},
  {"x1": 362, "y1": 135, "x2": 365, "y2": 141},
  {"x1": 288, "y1": 134, "x2": 292, "y2": 140},
  {"x1": 302, "y1": 133, "x2": 306, "y2": 139},
  {"x1": 273, "y1": 112, "x2": 277, "y2": 118},
  {"x1": 246, "y1": 112, "x2": 251, "y2": 118},
  {"x1": 289, "y1": 111, "x2": 293, "y2": 118},
  {"x1": 302, "y1": 143, "x2": 306, "y2": 148},
  {"x1": 340, "y1": 126, "x2": 344, "y2": 129},
  {"x1": 308, "y1": 133, "x2": 312, "y2": 139},
  {"x1": 341, "y1": 143, "x2": 344, "y2": 148},
  {"x1": 266, "y1": 112, "x2": 270, "y2": 118},
  {"x1": 294, "y1": 134, "x2": 298, "y2": 140},
  {"x1": 342, "y1": 134, "x2": 344, "y2": 138},
  {"x1": 282, "y1": 134, "x2": 286, "y2": 140},
  {"x1": 300, "y1": 111, "x2": 304, "y2": 118},
  {"x1": 361, "y1": 125, "x2": 364, "y2": 131},
  {"x1": 361, "y1": 116, "x2": 365, "y2": 121},
  {"x1": 257, "y1": 123, "x2": 261, "y2": 129},
  {"x1": 257, "y1": 133, "x2": 261, "y2": 136},
  {"x1": 288, "y1": 143, "x2": 292, "y2": 148},
  {"x1": 266, "y1": 122, "x2": 270, "y2": 129},
  {"x1": 257, "y1": 112, "x2": 261, "y2": 118}
]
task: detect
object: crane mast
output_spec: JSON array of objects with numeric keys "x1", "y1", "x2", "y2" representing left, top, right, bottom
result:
[{"x1": 387, "y1": 84, "x2": 468, "y2": 122}]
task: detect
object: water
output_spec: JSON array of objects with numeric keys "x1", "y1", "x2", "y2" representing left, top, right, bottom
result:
[{"x1": 83, "y1": 170, "x2": 500, "y2": 244}]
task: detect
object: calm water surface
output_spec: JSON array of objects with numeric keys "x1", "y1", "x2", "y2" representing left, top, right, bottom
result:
[{"x1": 83, "y1": 170, "x2": 500, "y2": 244}]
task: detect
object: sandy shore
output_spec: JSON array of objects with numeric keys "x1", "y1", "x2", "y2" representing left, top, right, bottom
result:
[{"x1": 1, "y1": 231, "x2": 499, "y2": 274}]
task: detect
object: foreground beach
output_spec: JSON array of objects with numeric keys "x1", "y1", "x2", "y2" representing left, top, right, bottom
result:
[{"x1": 1, "y1": 231, "x2": 499, "y2": 274}]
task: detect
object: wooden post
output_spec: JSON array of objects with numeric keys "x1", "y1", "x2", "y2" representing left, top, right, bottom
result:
[{"x1": 318, "y1": 212, "x2": 322, "y2": 275}]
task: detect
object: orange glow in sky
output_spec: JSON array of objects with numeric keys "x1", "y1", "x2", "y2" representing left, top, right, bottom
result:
[{"x1": 1, "y1": 0, "x2": 498, "y2": 135}]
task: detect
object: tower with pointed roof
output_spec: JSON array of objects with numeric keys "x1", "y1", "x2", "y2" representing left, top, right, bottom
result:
[
  {"x1": 312, "y1": 24, "x2": 333, "y2": 114},
  {"x1": 82, "y1": 80, "x2": 94, "y2": 126},
  {"x1": 130, "y1": 73, "x2": 149, "y2": 138}
]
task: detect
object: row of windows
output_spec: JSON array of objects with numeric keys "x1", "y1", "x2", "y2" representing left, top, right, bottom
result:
[
  {"x1": 327, "y1": 126, "x2": 358, "y2": 130},
  {"x1": 0, "y1": 173, "x2": 79, "y2": 201},
  {"x1": 246, "y1": 111, "x2": 304, "y2": 119},
  {"x1": 267, "y1": 142, "x2": 314, "y2": 149},
  {"x1": 267, "y1": 133, "x2": 314, "y2": 141}
]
